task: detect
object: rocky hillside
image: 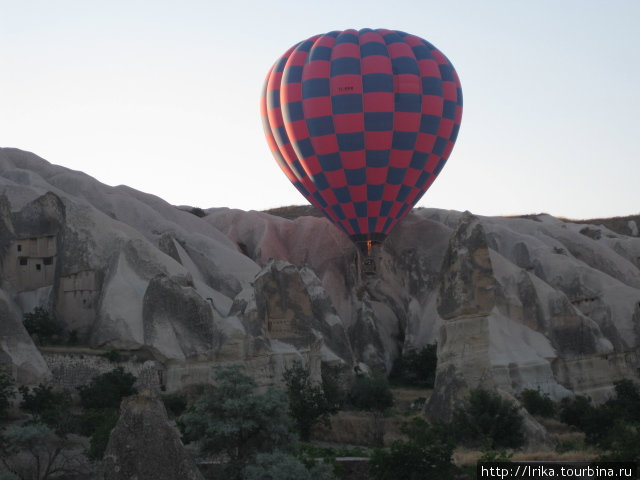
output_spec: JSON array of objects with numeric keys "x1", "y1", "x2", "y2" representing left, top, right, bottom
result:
[{"x1": 1, "y1": 148, "x2": 639, "y2": 415}]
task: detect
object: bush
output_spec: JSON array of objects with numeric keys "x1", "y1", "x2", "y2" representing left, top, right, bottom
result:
[
  {"x1": 389, "y1": 344, "x2": 437, "y2": 388},
  {"x1": 558, "y1": 395, "x2": 612, "y2": 446},
  {"x1": 243, "y1": 450, "x2": 337, "y2": 480},
  {"x1": 189, "y1": 207, "x2": 206, "y2": 217},
  {"x1": 559, "y1": 380, "x2": 640, "y2": 450},
  {"x1": 369, "y1": 418, "x2": 454, "y2": 480},
  {"x1": 598, "y1": 420, "x2": 640, "y2": 462},
  {"x1": 321, "y1": 364, "x2": 346, "y2": 411},
  {"x1": 18, "y1": 384, "x2": 73, "y2": 433},
  {"x1": 348, "y1": 373, "x2": 394, "y2": 412},
  {"x1": 606, "y1": 379, "x2": 640, "y2": 423},
  {"x1": 519, "y1": 389, "x2": 556, "y2": 417},
  {"x1": 559, "y1": 395, "x2": 594, "y2": 430},
  {"x1": 67, "y1": 329, "x2": 79, "y2": 345},
  {"x1": 162, "y1": 392, "x2": 188, "y2": 418},
  {"x1": 0, "y1": 371, "x2": 15, "y2": 419},
  {"x1": 22, "y1": 307, "x2": 62, "y2": 345},
  {"x1": 86, "y1": 408, "x2": 120, "y2": 460},
  {"x1": 452, "y1": 389, "x2": 524, "y2": 449},
  {"x1": 99, "y1": 349, "x2": 122, "y2": 363},
  {"x1": 77, "y1": 367, "x2": 137, "y2": 410},
  {"x1": 283, "y1": 361, "x2": 333, "y2": 441},
  {"x1": 76, "y1": 367, "x2": 137, "y2": 460}
]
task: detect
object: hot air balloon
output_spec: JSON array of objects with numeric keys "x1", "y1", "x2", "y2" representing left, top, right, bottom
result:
[{"x1": 261, "y1": 28, "x2": 462, "y2": 273}]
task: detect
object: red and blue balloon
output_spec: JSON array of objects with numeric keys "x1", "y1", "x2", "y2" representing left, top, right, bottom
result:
[{"x1": 261, "y1": 28, "x2": 462, "y2": 254}]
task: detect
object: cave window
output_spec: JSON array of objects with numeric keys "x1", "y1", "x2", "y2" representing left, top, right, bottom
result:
[
  {"x1": 43, "y1": 257, "x2": 53, "y2": 266},
  {"x1": 36, "y1": 264, "x2": 41, "y2": 271},
  {"x1": 19, "y1": 257, "x2": 27, "y2": 266},
  {"x1": 17, "y1": 244, "x2": 22, "y2": 252}
]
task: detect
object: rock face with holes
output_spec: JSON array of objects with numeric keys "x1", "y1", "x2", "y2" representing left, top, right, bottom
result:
[{"x1": 1, "y1": 148, "x2": 640, "y2": 425}]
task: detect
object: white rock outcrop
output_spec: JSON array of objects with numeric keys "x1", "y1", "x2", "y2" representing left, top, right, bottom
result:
[{"x1": 1, "y1": 148, "x2": 639, "y2": 417}]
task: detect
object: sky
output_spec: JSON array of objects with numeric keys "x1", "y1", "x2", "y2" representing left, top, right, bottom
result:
[{"x1": 1, "y1": 0, "x2": 639, "y2": 220}]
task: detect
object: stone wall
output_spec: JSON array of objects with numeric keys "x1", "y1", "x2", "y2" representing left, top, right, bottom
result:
[
  {"x1": 42, "y1": 350, "x2": 163, "y2": 392},
  {"x1": 163, "y1": 339, "x2": 322, "y2": 392}
]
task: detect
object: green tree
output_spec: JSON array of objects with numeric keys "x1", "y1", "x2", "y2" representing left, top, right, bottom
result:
[
  {"x1": 22, "y1": 307, "x2": 62, "y2": 345},
  {"x1": 77, "y1": 366, "x2": 137, "y2": 410},
  {"x1": 519, "y1": 389, "x2": 556, "y2": 418},
  {"x1": 348, "y1": 373, "x2": 394, "y2": 412},
  {"x1": 162, "y1": 392, "x2": 188, "y2": 419},
  {"x1": 389, "y1": 344, "x2": 438, "y2": 388},
  {"x1": 559, "y1": 395, "x2": 594, "y2": 430},
  {"x1": 243, "y1": 450, "x2": 337, "y2": 480},
  {"x1": 321, "y1": 365, "x2": 346, "y2": 411},
  {"x1": 605, "y1": 379, "x2": 640, "y2": 423},
  {"x1": 560, "y1": 380, "x2": 640, "y2": 450},
  {"x1": 0, "y1": 424, "x2": 93, "y2": 479},
  {"x1": 18, "y1": 384, "x2": 73, "y2": 433},
  {"x1": 76, "y1": 367, "x2": 137, "y2": 460},
  {"x1": 0, "y1": 371, "x2": 15, "y2": 419},
  {"x1": 86, "y1": 409, "x2": 120, "y2": 460},
  {"x1": 598, "y1": 420, "x2": 640, "y2": 462},
  {"x1": 179, "y1": 365, "x2": 295, "y2": 480},
  {"x1": 348, "y1": 373, "x2": 394, "y2": 446},
  {"x1": 369, "y1": 418, "x2": 454, "y2": 480},
  {"x1": 452, "y1": 388, "x2": 524, "y2": 449},
  {"x1": 283, "y1": 361, "x2": 333, "y2": 441}
]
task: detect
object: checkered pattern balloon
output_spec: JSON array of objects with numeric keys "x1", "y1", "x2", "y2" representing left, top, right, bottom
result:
[{"x1": 261, "y1": 28, "x2": 462, "y2": 246}]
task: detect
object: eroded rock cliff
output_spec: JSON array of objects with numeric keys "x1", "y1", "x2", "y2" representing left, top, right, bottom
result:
[{"x1": 1, "y1": 148, "x2": 639, "y2": 418}]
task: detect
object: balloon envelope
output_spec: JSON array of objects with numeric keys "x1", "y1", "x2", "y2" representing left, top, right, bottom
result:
[{"x1": 261, "y1": 28, "x2": 462, "y2": 249}]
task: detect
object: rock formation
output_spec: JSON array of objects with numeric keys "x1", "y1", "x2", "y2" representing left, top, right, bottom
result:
[
  {"x1": 102, "y1": 391, "x2": 204, "y2": 480},
  {"x1": 1, "y1": 147, "x2": 639, "y2": 427}
]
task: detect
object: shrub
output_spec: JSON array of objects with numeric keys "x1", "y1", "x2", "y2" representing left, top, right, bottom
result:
[
  {"x1": 283, "y1": 361, "x2": 333, "y2": 441},
  {"x1": 99, "y1": 349, "x2": 122, "y2": 363},
  {"x1": 77, "y1": 367, "x2": 137, "y2": 410},
  {"x1": 389, "y1": 344, "x2": 437, "y2": 388},
  {"x1": 243, "y1": 450, "x2": 337, "y2": 480},
  {"x1": 519, "y1": 389, "x2": 556, "y2": 417},
  {"x1": 162, "y1": 392, "x2": 188, "y2": 418},
  {"x1": 558, "y1": 395, "x2": 594, "y2": 430},
  {"x1": 22, "y1": 307, "x2": 62, "y2": 345},
  {"x1": 598, "y1": 420, "x2": 640, "y2": 462},
  {"x1": 369, "y1": 418, "x2": 454, "y2": 480},
  {"x1": 0, "y1": 371, "x2": 15, "y2": 419},
  {"x1": 452, "y1": 388, "x2": 525, "y2": 449},
  {"x1": 189, "y1": 207, "x2": 206, "y2": 217},
  {"x1": 86, "y1": 408, "x2": 120, "y2": 460},
  {"x1": 558, "y1": 395, "x2": 612, "y2": 446},
  {"x1": 18, "y1": 384, "x2": 73, "y2": 433},
  {"x1": 76, "y1": 367, "x2": 137, "y2": 460},
  {"x1": 559, "y1": 380, "x2": 640, "y2": 449},
  {"x1": 348, "y1": 373, "x2": 394, "y2": 412},
  {"x1": 606, "y1": 379, "x2": 640, "y2": 423},
  {"x1": 321, "y1": 364, "x2": 346, "y2": 411},
  {"x1": 67, "y1": 329, "x2": 79, "y2": 346}
]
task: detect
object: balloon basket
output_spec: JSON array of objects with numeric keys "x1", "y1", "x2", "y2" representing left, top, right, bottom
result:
[{"x1": 355, "y1": 240, "x2": 382, "y2": 276}]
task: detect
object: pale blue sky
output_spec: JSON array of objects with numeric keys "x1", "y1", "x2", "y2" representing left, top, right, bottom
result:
[{"x1": 1, "y1": 0, "x2": 638, "y2": 219}]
